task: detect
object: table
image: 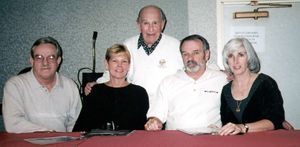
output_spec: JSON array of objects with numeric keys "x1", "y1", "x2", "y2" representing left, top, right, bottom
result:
[{"x1": 0, "y1": 130, "x2": 299, "y2": 147}]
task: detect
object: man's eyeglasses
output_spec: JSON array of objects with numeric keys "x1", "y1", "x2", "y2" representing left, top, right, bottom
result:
[{"x1": 33, "y1": 55, "x2": 57, "y2": 63}]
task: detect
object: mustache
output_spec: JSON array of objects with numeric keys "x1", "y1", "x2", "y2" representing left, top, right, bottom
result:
[
  {"x1": 185, "y1": 60, "x2": 200, "y2": 72},
  {"x1": 186, "y1": 60, "x2": 198, "y2": 66}
]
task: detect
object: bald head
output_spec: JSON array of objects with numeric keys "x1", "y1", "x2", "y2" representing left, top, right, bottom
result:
[{"x1": 136, "y1": 5, "x2": 166, "y2": 23}]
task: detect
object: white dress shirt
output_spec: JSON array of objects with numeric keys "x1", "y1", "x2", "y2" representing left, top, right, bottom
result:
[{"x1": 147, "y1": 68, "x2": 228, "y2": 130}]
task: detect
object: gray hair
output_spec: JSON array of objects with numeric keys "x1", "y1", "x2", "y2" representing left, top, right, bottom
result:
[
  {"x1": 30, "y1": 36, "x2": 62, "y2": 58},
  {"x1": 222, "y1": 38, "x2": 260, "y2": 74},
  {"x1": 180, "y1": 34, "x2": 210, "y2": 52}
]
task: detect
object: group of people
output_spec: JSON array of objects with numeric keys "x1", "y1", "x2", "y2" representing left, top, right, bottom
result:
[{"x1": 2, "y1": 5, "x2": 293, "y2": 135}]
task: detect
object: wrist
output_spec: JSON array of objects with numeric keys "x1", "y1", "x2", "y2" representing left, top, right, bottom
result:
[
  {"x1": 243, "y1": 123, "x2": 249, "y2": 133},
  {"x1": 148, "y1": 117, "x2": 162, "y2": 123},
  {"x1": 147, "y1": 117, "x2": 157, "y2": 121}
]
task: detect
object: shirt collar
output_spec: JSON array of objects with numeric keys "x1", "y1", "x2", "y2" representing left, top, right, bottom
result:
[
  {"x1": 28, "y1": 69, "x2": 63, "y2": 90},
  {"x1": 137, "y1": 33, "x2": 162, "y2": 55},
  {"x1": 181, "y1": 68, "x2": 211, "y2": 82}
]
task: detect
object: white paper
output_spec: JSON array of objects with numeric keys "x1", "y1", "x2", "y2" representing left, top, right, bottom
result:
[
  {"x1": 24, "y1": 136, "x2": 80, "y2": 145},
  {"x1": 229, "y1": 26, "x2": 265, "y2": 52},
  {"x1": 178, "y1": 127, "x2": 219, "y2": 135}
]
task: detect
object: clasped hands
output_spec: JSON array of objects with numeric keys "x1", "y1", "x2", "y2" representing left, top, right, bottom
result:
[
  {"x1": 144, "y1": 117, "x2": 163, "y2": 131},
  {"x1": 145, "y1": 119, "x2": 245, "y2": 136},
  {"x1": 218, "y1": 122, "x2": 246, "y2": 136}
]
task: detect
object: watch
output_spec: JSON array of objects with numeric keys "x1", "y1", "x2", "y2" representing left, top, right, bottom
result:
[{"x1": 243, "y1": 123, "x2": 249, "y2": 133}]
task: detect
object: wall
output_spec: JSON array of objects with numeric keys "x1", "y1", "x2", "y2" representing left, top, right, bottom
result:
[
  {"x1": 0, "y1": 0, "x2": 188, "y2": 92},
  {"x1": 188, "y1": 0, "x2": 300, "y2": 128},
  {"x1": 0, "y1": 0, "x2": 188, "y2": 131},
  {"x1": 188, "y1": 0, "x2": 218, "y2": 67},
  {"x1": 220, "y1": 1, "x2": 300, "y2": 129}
]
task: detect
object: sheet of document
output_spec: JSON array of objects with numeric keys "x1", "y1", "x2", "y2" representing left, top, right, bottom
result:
[{"x1": 24, "y1": 136, "x2": 80, "y2": 145}]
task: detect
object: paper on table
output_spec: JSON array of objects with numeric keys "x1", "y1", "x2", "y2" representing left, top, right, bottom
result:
[
  {"x1": 24, "y1": 136, "x2": 80, "y2": 145},
  {"x1": 178, "y1": 127, "x2": 219, "y2": 135}
]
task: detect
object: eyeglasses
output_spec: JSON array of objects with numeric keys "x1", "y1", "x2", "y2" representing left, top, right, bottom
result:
[{"x1": 33, "y1": 55, "x2": 57, "y2": 63}]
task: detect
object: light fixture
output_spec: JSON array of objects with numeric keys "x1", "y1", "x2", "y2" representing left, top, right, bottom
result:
[
  {"x1": 234, "y1": 9, "x2": 269, "y2": 20},
  {"x1": 233, "y1": 0, "x2": 292, "y2": 20}
]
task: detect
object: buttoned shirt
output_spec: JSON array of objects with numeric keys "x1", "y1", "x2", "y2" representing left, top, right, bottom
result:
[
  {"x1": 147, "y1": 69, "x2": 228, "y2": 130},
  {"x1": 3, "y1": 70, "x2": 82, "y2": 133}
]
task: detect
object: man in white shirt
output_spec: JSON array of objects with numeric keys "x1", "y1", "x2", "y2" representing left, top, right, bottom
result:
[
  {"x1": 2, "y1": 37, "x2": 82, "y2": 133},
  {"x1": 145, "y1": 34, "x2": 228, "y2": 131},
  {"x1": 85, "y1": 5, "x2": 183, "y2": 106}
]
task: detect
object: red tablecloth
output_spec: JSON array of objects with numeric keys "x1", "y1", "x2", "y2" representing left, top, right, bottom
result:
[{"x1": 0, "y1": 130, "x2": 299, "y2": 147}]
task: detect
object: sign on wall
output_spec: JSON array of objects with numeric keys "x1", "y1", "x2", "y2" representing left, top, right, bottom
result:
[{"x1": 229, "y1": 26, "x2": 265, "y2": 52}]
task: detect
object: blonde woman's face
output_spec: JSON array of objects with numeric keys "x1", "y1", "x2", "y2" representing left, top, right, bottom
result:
[{"x1": 105, "y1": 52, "x2": 130, "y2": 80}]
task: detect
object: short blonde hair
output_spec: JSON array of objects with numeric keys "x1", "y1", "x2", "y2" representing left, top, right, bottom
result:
[{"x1": 105, "y1": 44, "x2": 131, "y2": 63}]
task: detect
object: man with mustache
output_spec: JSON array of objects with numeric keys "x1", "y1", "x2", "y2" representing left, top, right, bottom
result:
[{"x1": 145, "y1": 34, "x2": 228, "y2": 131}]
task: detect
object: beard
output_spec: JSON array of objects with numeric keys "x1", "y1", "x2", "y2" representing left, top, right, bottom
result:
[{"x1": 185, "y1": 60, "x2": 201, "y2": 73}]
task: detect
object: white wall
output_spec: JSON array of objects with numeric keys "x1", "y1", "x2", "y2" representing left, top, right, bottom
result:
[{"x1": 188, "y1": 0, "x2": 300, "y2": 129}]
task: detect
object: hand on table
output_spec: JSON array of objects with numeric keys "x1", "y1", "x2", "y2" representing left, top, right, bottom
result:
[
  {"x1": 144, "y1": 117, "x2": 163, "y2": 131},
  {"x1": 218, "y1": 122, "x2": 244, "y2": 136}
]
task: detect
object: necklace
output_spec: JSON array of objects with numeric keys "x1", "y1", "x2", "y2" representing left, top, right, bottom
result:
[
  {"x1": 233, "y1": 74, "x2": 254, "y2": 112},
  {"x1": 236, "y1": 100, "x2": 242, "y2": 112}
]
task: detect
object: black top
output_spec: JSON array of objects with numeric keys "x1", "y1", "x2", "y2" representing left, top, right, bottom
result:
[
  {"x1": 73, "y1": 83, "x2": 149, "y2": 132},
  {"x1": 221, "y1": 73, "x2": 285, "y2": 129}
]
